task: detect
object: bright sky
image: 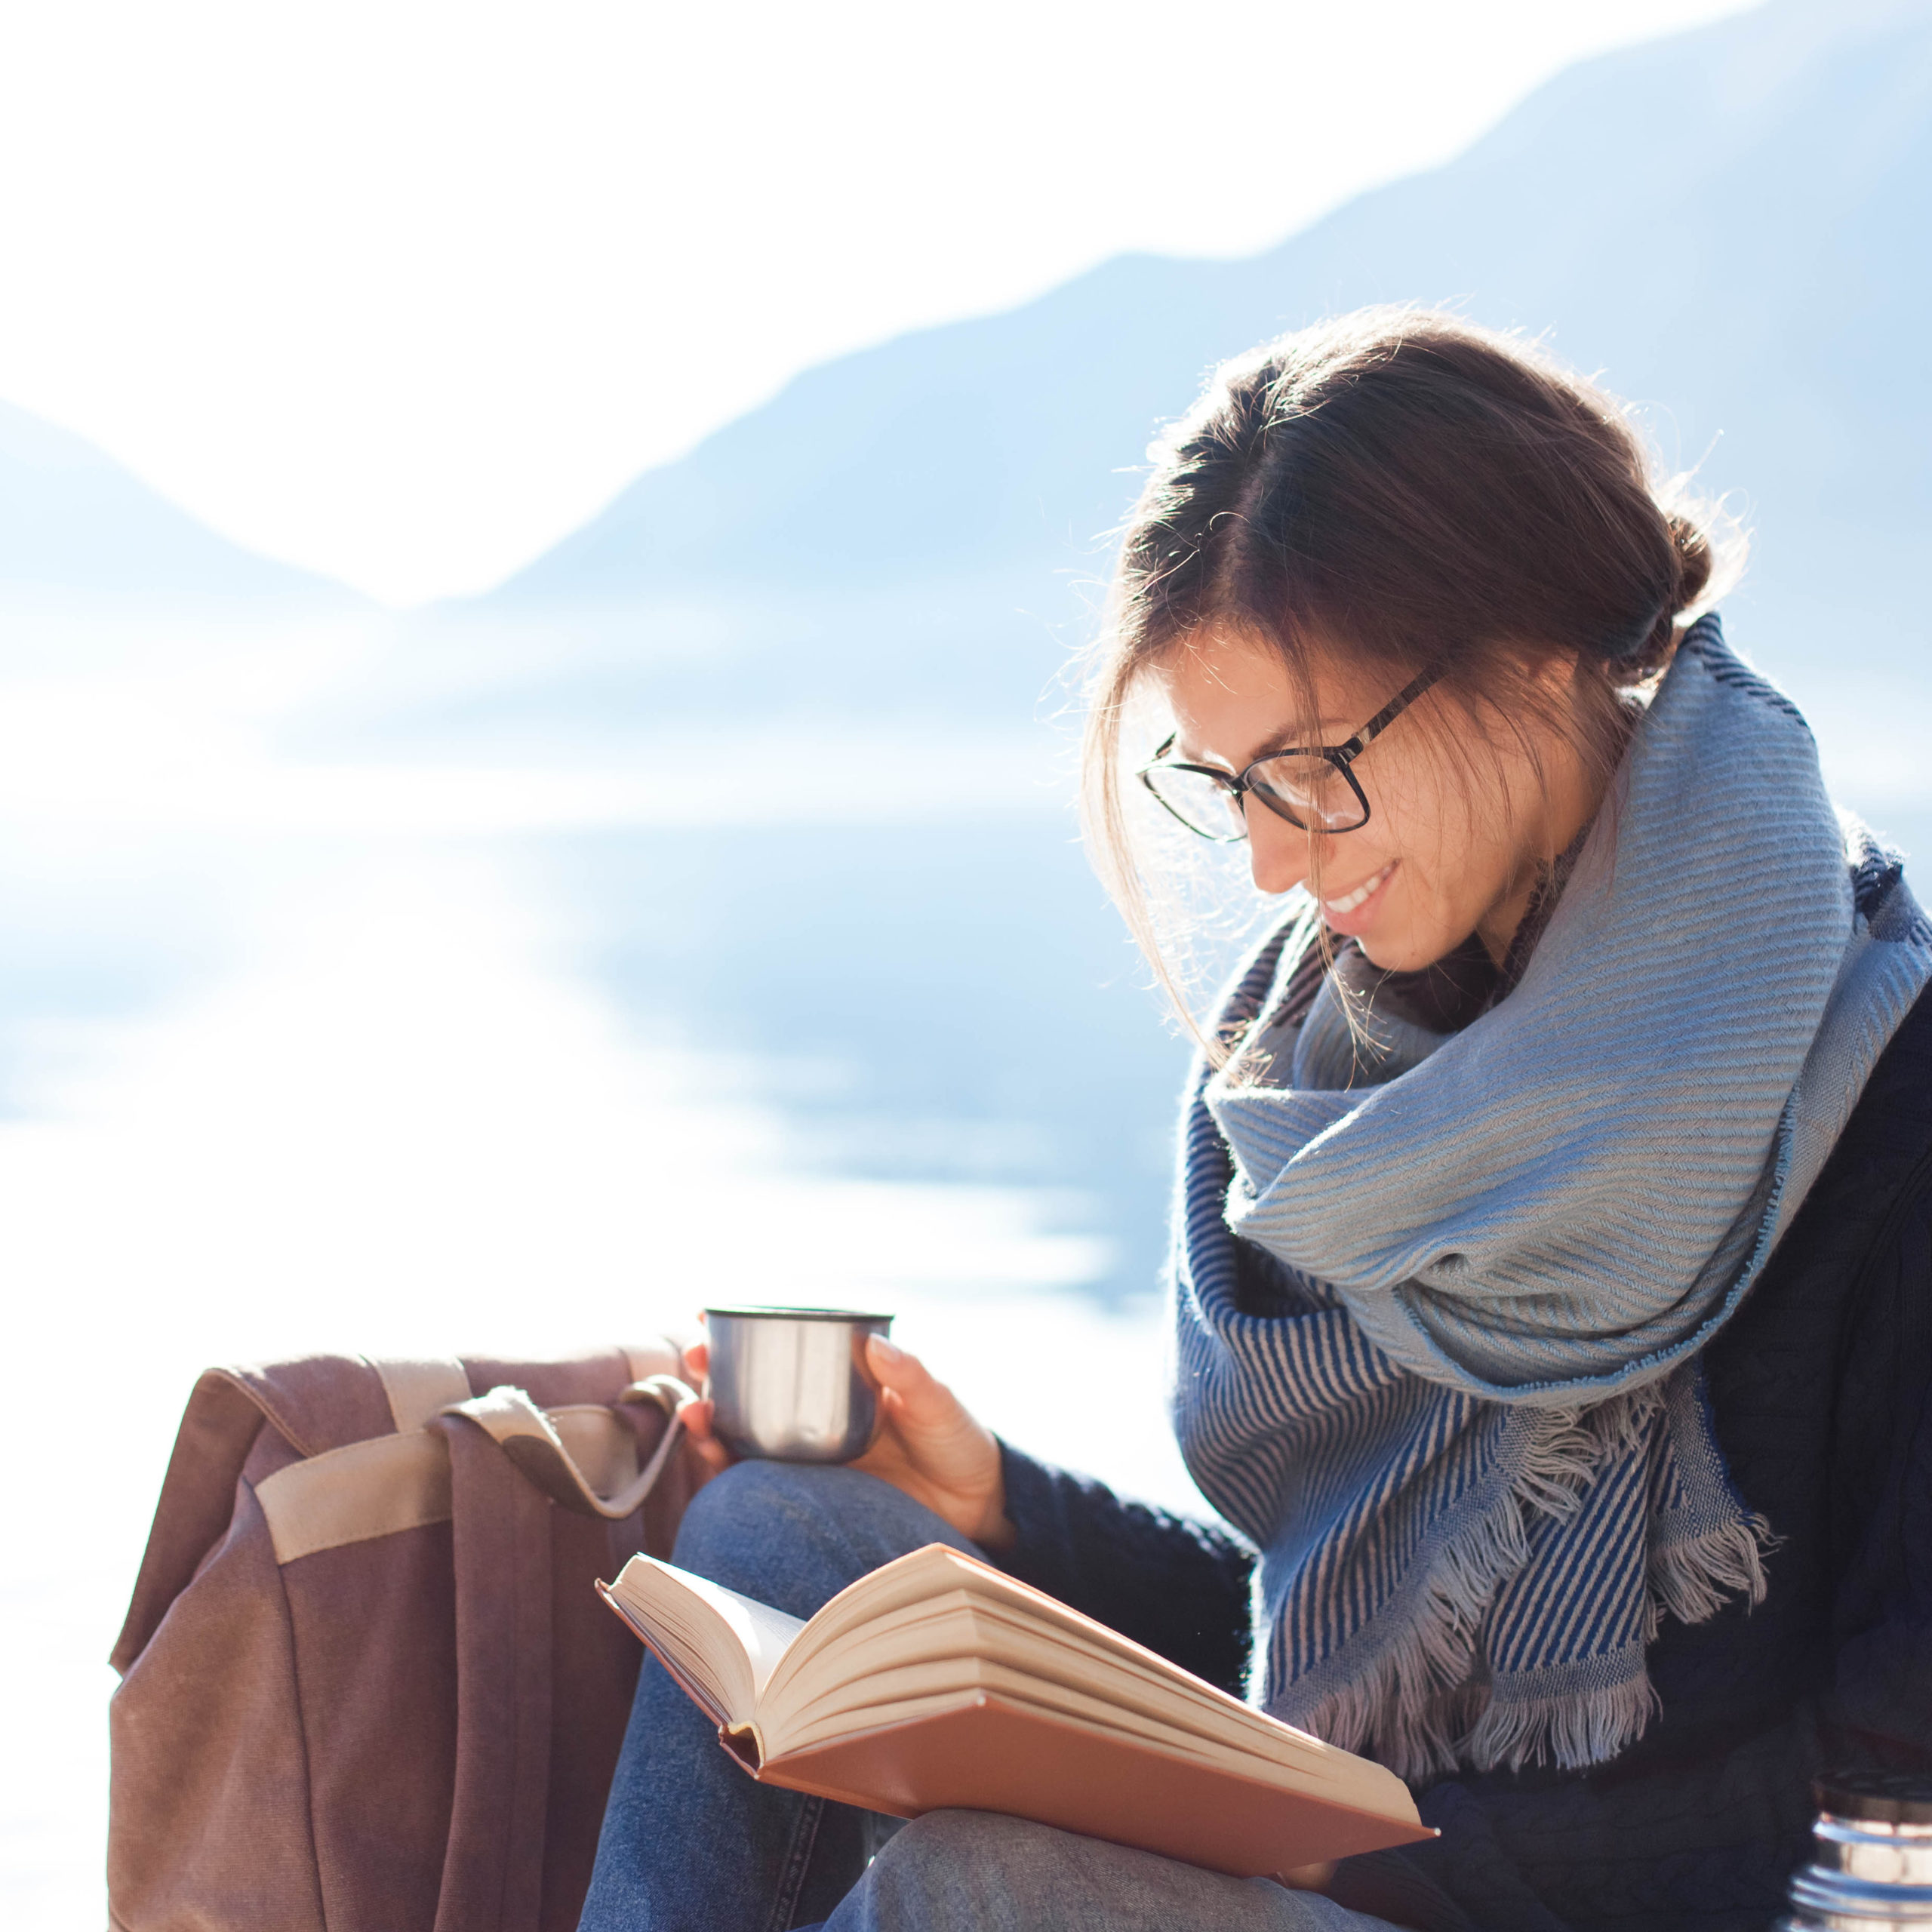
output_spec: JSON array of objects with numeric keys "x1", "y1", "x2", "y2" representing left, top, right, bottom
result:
[{"x1": 0, "y1": 0, "x2": 1755, "y2": 606}]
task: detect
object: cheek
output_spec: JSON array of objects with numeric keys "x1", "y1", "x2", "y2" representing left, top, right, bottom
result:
[
  {"x1": 1358, "y1": 760, "x2": 1512, "y2": 949},
  {"x1": 1361, "y1": 755, "x2": 1463, "y2": 878}
]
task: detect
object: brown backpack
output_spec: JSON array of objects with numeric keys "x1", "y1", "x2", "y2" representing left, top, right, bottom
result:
[{"x1": 108, "y1": 1346, "x2": 706, "y2": 1932}]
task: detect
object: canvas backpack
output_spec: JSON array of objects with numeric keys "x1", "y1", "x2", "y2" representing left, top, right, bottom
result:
[{"x1": 108, "y1": 1345, "x2": 705, "y2": 1932}]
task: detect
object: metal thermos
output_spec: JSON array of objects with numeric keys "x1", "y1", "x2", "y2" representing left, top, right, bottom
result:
[{"x1": 1777, "y1": 1770, "x2": 1932, "y2": 1929}]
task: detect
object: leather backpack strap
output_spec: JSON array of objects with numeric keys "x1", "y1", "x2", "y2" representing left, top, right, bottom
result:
[{"x1": 442, "y1": 1379, "x2": 695, "y2": 1521}]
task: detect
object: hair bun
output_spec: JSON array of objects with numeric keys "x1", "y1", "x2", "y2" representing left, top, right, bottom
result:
[
  {"x1": 1611, "y1": 510, "x2": 1714, "y2": 678},
  {"x1": 1669, "y1": 511, "x2": 1713, "y2": 607}
]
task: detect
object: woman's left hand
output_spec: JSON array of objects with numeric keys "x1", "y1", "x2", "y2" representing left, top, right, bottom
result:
[{"x1": 848, "y1": 1334, "x2": 1016, "y2": 1551}]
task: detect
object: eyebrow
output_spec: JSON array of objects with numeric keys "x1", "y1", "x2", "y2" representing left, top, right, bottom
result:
[
  {"x1": 1247, "y1": 724, "x2": 1312, "y2": 761},
  {"x1": 1176, "y1": 716, "x2": 1357, "y2": 769}
]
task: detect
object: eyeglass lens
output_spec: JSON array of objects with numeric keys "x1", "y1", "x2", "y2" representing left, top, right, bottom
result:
[
  {"x1": 1143, "y1": 765, "x2": 1248, "y2": 838},
  {"x1": 1246, "y1": 755, "x2": 1367, "y2": 832},
  {"x1": 1145, "y1": 754, "x2": 1366, "y2": 838}
]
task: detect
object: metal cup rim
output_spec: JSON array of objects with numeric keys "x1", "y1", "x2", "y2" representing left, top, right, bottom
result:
[{"x1": 703, "y1": 1304, "x2": 894, "y2": 1324}]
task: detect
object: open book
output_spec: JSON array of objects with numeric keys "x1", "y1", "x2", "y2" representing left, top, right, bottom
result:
[{"x1": 597, "y1": 1542, "x2": 1431, "y2": 1880}]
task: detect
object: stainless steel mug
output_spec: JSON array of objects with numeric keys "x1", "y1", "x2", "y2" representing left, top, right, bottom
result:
[
  {"x1": 703, "y1": 1305, "x2": 894, "y2": 1463},
  {"x1": 1777, "y1": 1771, "x2": 1932, "y2": 1929}
]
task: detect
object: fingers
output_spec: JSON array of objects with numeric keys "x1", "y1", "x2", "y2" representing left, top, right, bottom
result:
[
  {"x1": 865, "y1": 1334, "x2": 958, "y2": 1424},
  {"x1": 1278, "y1": 1862, "x2": 1335, "y2": 1893},
  {"x1": 675, "y1": 1392, "x2": 732, "y2": 1478},
  {"x1": 854, "y1": 1337, "x2": 1010, "y2": 1548},
  {"x1": 682, "y1": 1337, "x2": 709, "y2": 1383}
]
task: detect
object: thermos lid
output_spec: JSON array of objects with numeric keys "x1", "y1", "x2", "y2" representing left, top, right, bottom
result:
[{"x1": 1814, "y1": 1769, "x2": 1932, "y2": 1826}]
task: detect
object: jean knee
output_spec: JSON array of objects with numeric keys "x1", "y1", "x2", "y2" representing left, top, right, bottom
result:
[
  {"x1": 850, "y1": 1810, "x2": 1349, "y2": 1931},
  {"x1": 857, "y1": 1810, "x2": 1054, "y2": 1918},
  {"x1": 670, "y1": 1460, "x2": 968, "y2": 1619},
  {"x1": 672, "y1": 1459, "x2": 838, "y2": 1586}
]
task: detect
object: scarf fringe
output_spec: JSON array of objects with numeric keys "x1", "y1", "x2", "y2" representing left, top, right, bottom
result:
[
  {"x1": 1462, "y1": 1675, "x2": 1663, "y2": 1774},
  {"x1": 1648, "y1": 1512, "x2": 1774, "y2": 1627},
  {"x1": 1290, "y1": 1395, "x2": 1774, "y2": 1780},
  {"x1": 1293, "y1": 1405, "x2": 1612, "y2": 1780}
]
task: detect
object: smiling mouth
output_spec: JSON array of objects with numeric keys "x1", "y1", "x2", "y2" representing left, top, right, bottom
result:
[{"x1": 1320, "y1": 862, "x2": 1395, "y2": 918}]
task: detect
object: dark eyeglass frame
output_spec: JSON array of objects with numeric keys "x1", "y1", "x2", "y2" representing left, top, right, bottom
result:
[{"x1": 1137, "y1": 660, "x2": 1447, "y2": 841}]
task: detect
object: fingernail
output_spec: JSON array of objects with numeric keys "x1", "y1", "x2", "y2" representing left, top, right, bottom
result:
[{"x1": 869, "y1": 1334, "x2": 902, "y2": 1365}]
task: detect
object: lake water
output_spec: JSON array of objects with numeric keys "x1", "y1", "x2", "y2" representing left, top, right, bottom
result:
[
  {"x1": 0, "y1": 604, "x2": 1225, "y2": 1926},
  {"x1": 2, "y1": 601, "x2": 1926, "y2": 1925}
]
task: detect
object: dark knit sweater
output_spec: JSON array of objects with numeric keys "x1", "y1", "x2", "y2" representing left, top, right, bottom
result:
[{"x1": 993, "y1": 983, "x2": 1932, "y2": 1932}]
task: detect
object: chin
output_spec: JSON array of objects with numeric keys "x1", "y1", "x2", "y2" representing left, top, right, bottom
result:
[{"x1": 1356, "y1": 929, "x2": 1454, "y2": 973}]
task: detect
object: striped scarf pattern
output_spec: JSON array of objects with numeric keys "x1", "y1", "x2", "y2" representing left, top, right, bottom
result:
[{"x1": 1171, "y1": 617, "x2": 1932, "y2": 1777}]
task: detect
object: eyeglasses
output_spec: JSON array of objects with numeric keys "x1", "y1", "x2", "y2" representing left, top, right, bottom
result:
[{"x1": 1137, "y1": 662, "x2": 1446, "y2": 841}]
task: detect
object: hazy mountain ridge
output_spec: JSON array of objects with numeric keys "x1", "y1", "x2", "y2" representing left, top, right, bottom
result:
[
  {"x1": 485, "y1": 0, "x2": 1932, "y2": 701},
  {"x1": 8, "y1": 0, "x2": 1926, "y2": 715},
  {"x1": 0, "y1": 398, "x2": 361, "y2": 608}
]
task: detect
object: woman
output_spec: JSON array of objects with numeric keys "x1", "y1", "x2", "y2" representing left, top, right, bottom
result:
[{"x1": 579, "y1": 311, "x2": 1932, "y2": 1931}]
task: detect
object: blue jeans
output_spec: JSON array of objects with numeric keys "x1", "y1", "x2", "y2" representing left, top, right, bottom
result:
[{"x1": 577, "y1": 1460, "x2": 1404, "y2": 1932}]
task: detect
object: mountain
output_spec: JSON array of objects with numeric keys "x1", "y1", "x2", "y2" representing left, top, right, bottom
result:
[
  {"x1": 481, "y1": 0, "x2": 1932, "y2": 715},
  {"x1": 0, "y1": 399, "x2": 360, "y2": 608}
]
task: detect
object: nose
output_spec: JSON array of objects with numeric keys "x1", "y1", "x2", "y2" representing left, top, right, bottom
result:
[{"x1": 1245, "y1": 801, "x2": 1312, "y2": 897}]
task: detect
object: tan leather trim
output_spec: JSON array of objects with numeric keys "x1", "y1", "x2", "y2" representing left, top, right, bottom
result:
[
  {"x1": 256, "y1": 1431, "x2": 451, "y2": 1565},
  {"x1": 623, "y1": 1338, "x2": 683, "y2": 1385},
  {"x1": 256, "y1": 1372, "x2": 691, "y2": 1562},
  {"x1": 448, "y1": 1383, "x2": 691, "y2": 1521},
  {"x1": 547, "y1": 1405, "x2": 639, "y2": 1497},
  {"x1": 370, "y1": 1357, "x2": 472, "y2": 1435}
]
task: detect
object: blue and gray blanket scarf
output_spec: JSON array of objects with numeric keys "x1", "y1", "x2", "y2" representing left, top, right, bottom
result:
[{"x1": 1171, "y1": 615, "x2": 1932, "y2": 1778}]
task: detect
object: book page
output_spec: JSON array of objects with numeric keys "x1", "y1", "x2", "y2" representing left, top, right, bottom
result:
[
  {"x1": 766, "y1": 1614, "x2": 1382, "y2": 1804},
  {"x1": 765, "y1": 1545, "x2": 1411, "y2": 1822},
  {"x1": 771, "y1": 1660, "x2": 1273, "y2": 1770},
  {"x1": 773, "y1": 1595, "x2": 1316, "y2": 1761},
  {"x1": 610, "y1": 1556, "x2": 807, "y2": 1725},
  {"x1": 766, "y1": 1601, "x2": 1300, "y2": 1767}
]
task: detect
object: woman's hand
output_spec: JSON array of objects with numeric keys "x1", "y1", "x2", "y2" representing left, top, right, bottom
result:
[
  {"x1": 1278, "y1": 1862, "x2": 1335, "y2": 1894},
  {"x1": 669, "y1": 1337, "x2": 735, "y2": 1486},
  {"x1": 849, "y1": 1334, "x2": 1015, "y2": 1550},
  {"x1": 674, "y1": 1331, "x2": 1015, "y2": 1551}
]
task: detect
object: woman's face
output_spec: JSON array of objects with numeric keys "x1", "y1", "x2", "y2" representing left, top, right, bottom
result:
[{"x1": 1156, "y1": 629, "x2": 1602, "y2": 973}]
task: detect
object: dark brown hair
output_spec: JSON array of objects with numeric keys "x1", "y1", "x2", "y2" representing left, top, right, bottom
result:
[{"x1": 1081, "y1": 306, "x2": 1728, "y2": 1032}]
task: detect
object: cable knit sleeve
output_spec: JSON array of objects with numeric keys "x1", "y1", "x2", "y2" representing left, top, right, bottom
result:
[{"x1": 988, "y1": 1438, "x2": 1254, "y2": 1700}]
